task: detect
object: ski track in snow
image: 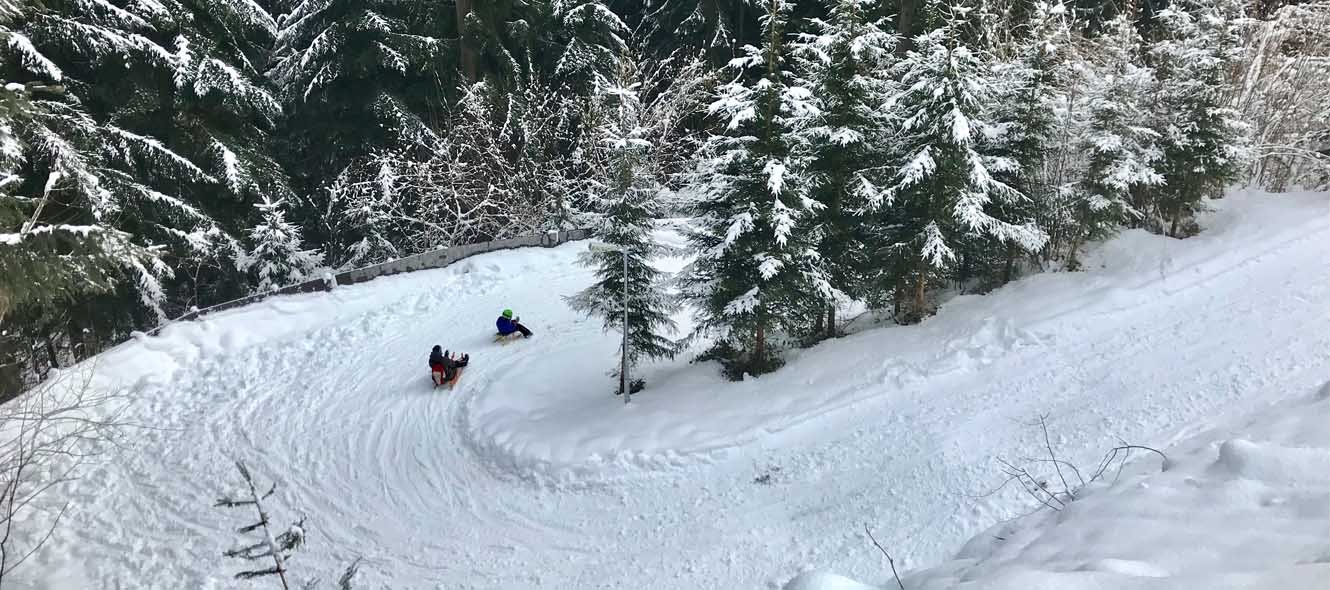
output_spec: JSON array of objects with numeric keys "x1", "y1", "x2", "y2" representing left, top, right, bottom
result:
[{"x1": 11, "y1": 191, "x2": 1330, "y2": 589}]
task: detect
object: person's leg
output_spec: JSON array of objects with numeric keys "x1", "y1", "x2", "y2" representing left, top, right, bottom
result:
[{"x1": 515, "y1": 321, "x2": 533, "y2": 337}]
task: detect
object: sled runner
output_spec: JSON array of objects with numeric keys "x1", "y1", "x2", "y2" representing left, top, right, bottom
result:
[{"x1": 434, "y1": 367, "x2": 463, "y2": 390}]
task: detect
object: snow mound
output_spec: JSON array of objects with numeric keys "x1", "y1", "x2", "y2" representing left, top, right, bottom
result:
[
  {"x1": 1212, "y1": 438, "x2": 1330, "y2": 483},
  {"x1": 795, "y1": 387, "x2": 1330, "y2": 590},
  {"x1": 785, "y1": 570, "x2": 880, "y2": 590}
]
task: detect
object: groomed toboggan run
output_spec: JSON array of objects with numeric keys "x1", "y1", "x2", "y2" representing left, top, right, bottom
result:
[{"x1": 13, "y1": 190, "x2": 1330, "y2": 589}]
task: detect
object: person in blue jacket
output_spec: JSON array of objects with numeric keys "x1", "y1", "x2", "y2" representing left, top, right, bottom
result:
[{"x1": 496, "y1": 309, "x2": 533, "y2": 338}]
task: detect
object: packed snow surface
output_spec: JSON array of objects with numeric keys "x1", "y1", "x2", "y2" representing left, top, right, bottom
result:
[{"x1": 10, "y1": 190, "x2": 1329, "y2": 588}]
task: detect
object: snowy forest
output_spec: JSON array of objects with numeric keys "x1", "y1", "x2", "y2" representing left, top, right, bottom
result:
[{"x1": 2, "y1": 0, "x2": 1328, "y2": 394}]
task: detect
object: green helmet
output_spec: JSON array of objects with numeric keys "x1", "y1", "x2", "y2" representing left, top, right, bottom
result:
[{"x1": 502, "y1": 309, "x2": 513, "y2": 319}]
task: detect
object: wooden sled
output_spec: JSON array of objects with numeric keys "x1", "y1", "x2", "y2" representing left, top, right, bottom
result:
[
  {"x1": 494, "y1": 332, "x2": 523, "y2": 345},
  {"x1": 431, "y1": 351, "x2": 466, "y2": 390},
  {"x1": 432, "y1": 368, "x2": 463, "y2": 390}
]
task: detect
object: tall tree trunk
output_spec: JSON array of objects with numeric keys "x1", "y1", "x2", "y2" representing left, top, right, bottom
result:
[
  {"x1": 1002, "y1": 242, "x2": 1017, "y2": 285},
  {"x1": 893, "y1": 284, "x2": 903, "y2": 323},
  {"x1": 1067, "y1": 231, "x2": 1085, "y2": 271},
  {"x1": 826, "y1": 305, "x2": 836, "y2": 339},
  {"x1": 914, "y1": 271, "x2": 928, "y2": 322},
  {"x1": 896, "y1": 0, "x2": 922, "y2": 56},
  {"x1": 457, "y1": 0, "x2": 478, "y2": 81},
  {"x1": 44, "y1": 337, "x2": 60, "y2": 371},
  {"x1": 754, "y1": 322, "x2": 766, "y2": 365}
]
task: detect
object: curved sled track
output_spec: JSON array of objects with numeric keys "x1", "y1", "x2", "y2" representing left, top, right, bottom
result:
[{"x1": 11, "y1": 192, "x2": 1330, "y2": 589}]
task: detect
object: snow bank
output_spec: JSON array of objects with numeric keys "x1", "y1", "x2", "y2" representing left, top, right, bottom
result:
[
  {"x1": 792, "y1": 384, "x2": 1330, "y2": 590},
  {"x1": 460, "y1": 190, "x2": 1330, "y2": 480}
]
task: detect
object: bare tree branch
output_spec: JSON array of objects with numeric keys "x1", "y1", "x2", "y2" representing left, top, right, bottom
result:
[
  {"x1": 864, "y1": 523, "x2": 906, "y2": 590},
  {"x1": 0, "y1": 365, "x2": 133, "y2": 584}
]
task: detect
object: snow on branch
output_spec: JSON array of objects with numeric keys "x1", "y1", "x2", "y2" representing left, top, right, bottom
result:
[
  {"x1": 215, "y1": 461, "x2": 360, "y2": 589},
  {"x1": 4, "y1": 32, "x2": 63, "y2": 81},
  {"x1": 104, "y1": 126, "x2": 217, "y2": 184}
]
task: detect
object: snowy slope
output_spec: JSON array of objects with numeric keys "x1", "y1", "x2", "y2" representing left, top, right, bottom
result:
[
  {"x1": 790, "y1": 383, "x2": 1330, "y2": 590},
  {"x1": 9, "y1": 190, "x2": 1329, "y2": 589}
]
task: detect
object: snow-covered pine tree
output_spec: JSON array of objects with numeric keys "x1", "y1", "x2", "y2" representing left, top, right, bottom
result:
[
  {"x1": 871, "y1": 6, "x2": 1047, "y2": 322},
  {"x1": 567, "y1": 55, "x2": 679, "y2": 395},
  {"x1": 982, "y1": 1, "x2": 1073, "y2": 286},
  {"x1": 165, "y1": 0, "x2": 294, "y2": 306},
  {"x1": 0, "y1": 83, "x2": 153, "y2": 324},
  {"x1": 268, "y1": 0, "x2": 449, "y2": 260},
  {"x1": 171, "y1": 0, "x2": 288, "y2": 204},
  {"x1": 246, "y1": 197, "x2": 322, "y2": 293},
  {"x1": 1, "y1": 1, "x2": 199, "y2": 390},
  {"x1": 1064, "y1": 15, "x2": 1163, "y2": 269},
  {"x1": 790, "y1": 0, "x2": 897, "y2": 340},
  {"x1": 454, "y1": 0, "x2": 547, "y2": 90},
  {"x1": 682, "y1": 0, "x2": 830, "y2": 379},
  {"x1": 1146, "y1": 0, "x2": 1250, "y2": 237},
  {"x1": 2, "y1": 7, "x2": 133, "y2": 323},
  {"x1": 547, "y1": 0, "x2": 629, "y2": 94},
  {"x1": 3, "y1": 0, "x2": 252, "y2": 321},
  {"x1": 641, "y1": 0, "x2": 762, "y2": 65},
  {"x1": 6, "y1": 0, "x2": 301, "y2": 323}
]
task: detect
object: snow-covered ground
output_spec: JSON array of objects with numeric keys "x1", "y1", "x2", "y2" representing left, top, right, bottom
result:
[
  {"x1": 790, "y1": 382, "x2": 1330, "y2": 590},
  {"x1": 10, "y1": 190, "x2": 1329, "y2": 589}
]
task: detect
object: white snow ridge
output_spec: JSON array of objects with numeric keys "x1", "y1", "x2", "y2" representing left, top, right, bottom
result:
[{"x1": 10, "y1": 190, "x2": 1330, "y2": 588}]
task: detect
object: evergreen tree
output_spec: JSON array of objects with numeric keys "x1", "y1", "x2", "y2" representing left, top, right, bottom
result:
[
  {"x1": 245, "y1": 197, "x2": 322, "y2": 292},
  {"x1": 871, "y1": 9, "x2": 1047, "y2": 322},
  {"x1": 1147, "y1": 0, "x2": 1249, "y2": 237},
  {"x1": 455, "y1": 0, "x2": 544, "y2": 90},
  {"x1": 982, "y1": 1, "x2": 1073, "y2": 286},
  {"x1": 2, "y1": 5, "x2": 136, "y2": 322},
  {"x1": 1065, "y1": 15, "x2": 1162, "y2": 268},
  {"x1": 547, "y1": 0, "x2": 629, "y2": 93},
  {"x1": 641, "y1": 0, "x2": 762, "y2": 65},
  {"x1": 0, "y1": 82, "x2": 154, "y2": 323},
  {"x1": 268, "y1": 0, "x2": 451, "y2": 260},
  {"x1": 5, "y1": 0, "x2": 262, "y2": 318},
  {"x1": 568, "y1": 55, "x2": 679, "y2": 394},
  {"x1": 1, "y1": 1, "x2": 184, "y2": 392},
  {"x1": 171, "y1": 0, "x2": 288, "y2": 208},
  {"x1": 790, "y1": 0, "x2": 897, "y2": 340},
  {"x1": 165, "y1": 0, "x2": 292, "y2": 307},
  {"x1": 682, "y1": 0, "x2": 828, "y2": 379}
]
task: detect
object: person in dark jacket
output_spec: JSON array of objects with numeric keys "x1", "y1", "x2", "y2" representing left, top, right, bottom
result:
[
  {"x1": 496, "y1": 309, "x2": 532, "y2": 338},
  {"x1": 429, "y1": 345, "x2": 468, "y2": 386}
]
